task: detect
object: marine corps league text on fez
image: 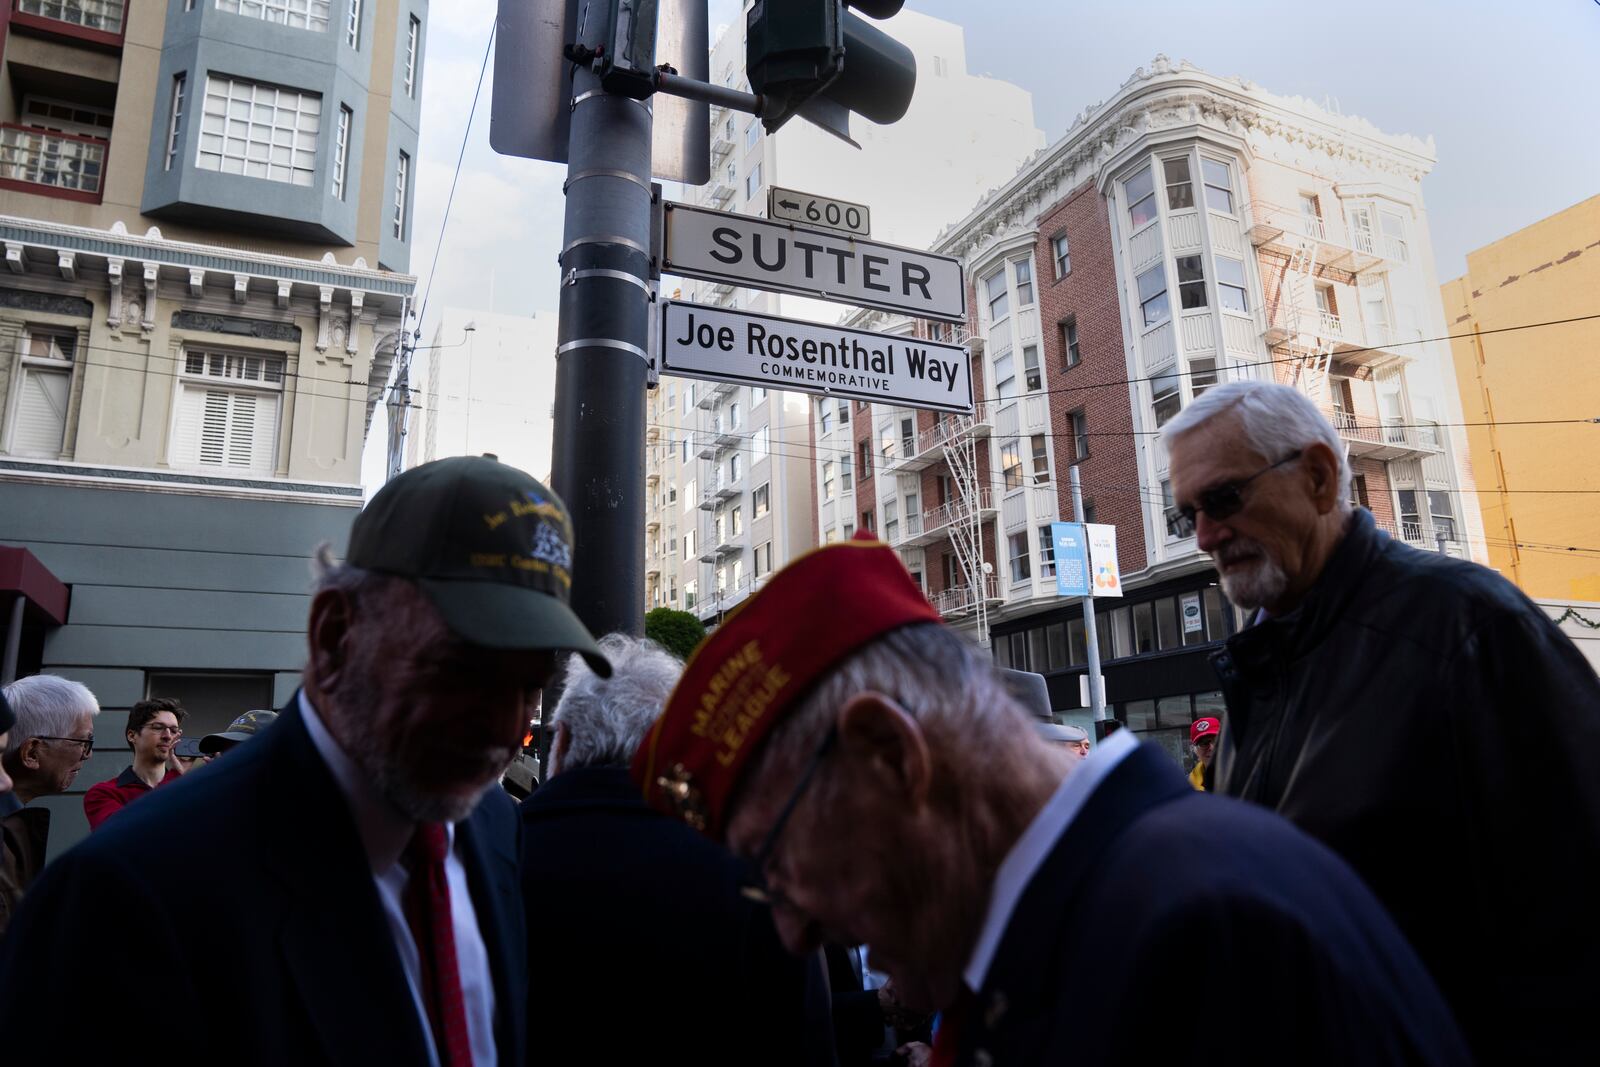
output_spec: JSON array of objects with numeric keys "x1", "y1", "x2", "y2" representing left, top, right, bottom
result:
[{"x1": 673, "y1": 309, "x2": 963, "y2": 394}]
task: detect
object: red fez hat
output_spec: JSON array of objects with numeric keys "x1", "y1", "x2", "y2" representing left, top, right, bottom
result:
[{"x1": 632, "y1": 535, "x2": 940, "y2": 838}]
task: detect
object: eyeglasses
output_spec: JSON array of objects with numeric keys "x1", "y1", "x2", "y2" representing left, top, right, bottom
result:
[
  {"x1": 743, "y1": 725, "x2": 840, "y2": 908},
  {"x1": 1168, "y1": 450, "x2": 1303, "y2": 538},
  {"x1": 35, "y1": 735, "x2": 95, "y2": 757},
  {"x1": 142, "y1": 723, "x2": 183, "y2": 738}
]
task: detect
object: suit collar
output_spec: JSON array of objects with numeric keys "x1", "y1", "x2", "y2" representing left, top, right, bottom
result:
[
  {"x1": 963, "y1": 728, "x2": 1140, "y2": 991},
  {"x1": 455, "y1": 797, "x2": 526, "y2": 1062},
  {"x1": 521, "y1": 764, "x2": 646, "y2": 815},
  {"x1": 980, "y1": 743, "x2": 1192, "y2": 1004},
  {"x1": 257, "y1": 696, "x2": 433, "y2": 1066}
]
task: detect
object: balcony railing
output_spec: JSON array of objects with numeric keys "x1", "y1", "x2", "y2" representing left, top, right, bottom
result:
[
  {"x1": 921, "y1": 487, "x2": 995, "y2": 536},
  {"x1": 1330, "y1": 410, "x2": 1442, "y2": 457},
  {"x1": 0, "y1": 125, "x2": 107, "y2": 200},
  {"x1": 15, "y1": 0, "x2": 124, "y2": 34},
  {"x1": 931, "y1": 577, "x2": 1001, "y2": 617}
]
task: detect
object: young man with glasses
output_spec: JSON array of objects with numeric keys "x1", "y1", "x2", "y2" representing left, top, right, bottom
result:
[
  {"x1": 83, "y1": 697, "x2": 185, "y2": 831},
  {"x1": 1164, "y1": 379, "x2": 1600, "y2": 1064},
  {"x1": 1, "y1": 675, "x2": 100, "y2": 933}
]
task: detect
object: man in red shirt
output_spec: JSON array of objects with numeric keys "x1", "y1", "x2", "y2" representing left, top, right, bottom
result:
[{"x1": 84, "y1": 698, "x2": 185, "y2": 830}]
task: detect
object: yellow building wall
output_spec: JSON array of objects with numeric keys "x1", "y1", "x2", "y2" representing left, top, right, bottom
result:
[{"x1": 1442, "y1": 194, "x2": 1600, "y2": 600}]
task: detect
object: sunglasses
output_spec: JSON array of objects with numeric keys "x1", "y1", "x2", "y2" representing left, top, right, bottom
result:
[{"x1": 1168, "y1": 450, "x2": 1302, "y2": 538}]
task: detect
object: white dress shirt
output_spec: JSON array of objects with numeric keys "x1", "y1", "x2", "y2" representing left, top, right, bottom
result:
[
  {"x1": 962, "y1": 726, "x2": 1140, "y2": 992},
  {"x1": 300, "y1": 692, "x2": 499, "y2": 1067}
]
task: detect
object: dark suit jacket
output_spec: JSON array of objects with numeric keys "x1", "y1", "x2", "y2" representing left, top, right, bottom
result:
[
  {"x1": 954, "y1": 743, "x2": 1471, "y2": 1067},
  {"x1": 521, "y1": 764, "x2": 832, "y2": 1067},
  {"x1": 0, "y1": 698, "x2": 527, "y2": 1067}
]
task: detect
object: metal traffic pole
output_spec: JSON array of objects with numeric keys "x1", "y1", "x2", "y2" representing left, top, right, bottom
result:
[
  {"x1": 1070, "y1": 465, "x2": 1106, "y2": 723},
  {"x1": 547, "y1": 13, "x2": 655, "y2": 645}
]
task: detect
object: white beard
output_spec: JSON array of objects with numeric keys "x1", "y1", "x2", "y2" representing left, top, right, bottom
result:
[{"x1": 1215, "y1": 549, "x2": 1289, "y2": 611}]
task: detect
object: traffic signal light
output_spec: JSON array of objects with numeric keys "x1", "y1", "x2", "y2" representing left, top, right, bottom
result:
[
  {"x1": 746, "y1": 0, "x2": 916, "y2": 137},
  {"x1": 597, "y1": 0, "x2": 662, "y2": 100}
]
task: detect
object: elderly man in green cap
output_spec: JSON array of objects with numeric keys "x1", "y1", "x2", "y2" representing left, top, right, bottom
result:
[{"x1": 0, "y1": 457, "x2": 609, "y2": 1067}]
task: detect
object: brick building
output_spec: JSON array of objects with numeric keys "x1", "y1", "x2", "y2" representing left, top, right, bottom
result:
[{"x1": 833, "y1": 56, "x2": 1484, "y2": 758}]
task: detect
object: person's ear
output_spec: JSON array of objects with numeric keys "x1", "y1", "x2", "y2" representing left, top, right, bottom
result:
[
  {"x1": 19, "y1": 737, "x2": 45, "y2": 769},
  {"x1": 837, "y1": 692, "x2": 932, "y2": 805},
  {"x1": 549, "y1": 721, "x2": 571, "y2": 777},
  {"x1": 1301, "y1": 442, "x2": 1344, "y2": 515},
  {"x1": 306, "y1": 588, "x2": 357, "y2": 696}
]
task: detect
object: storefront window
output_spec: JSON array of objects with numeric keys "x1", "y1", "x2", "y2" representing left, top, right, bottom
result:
[
  {"x1": 1132, "y1": 602, "x2": 1155, "y2": 654},
  {"x1": 1110, "y1": 606, "x2": 1133, "y2": 658},
  {"x1": 1204, "y1": 588, "x2": 1227, "y2": 641},
  {"x1": 1046, "y1": 623, "x2": 1067, "y2": 671},
  {"x1": 1155, "y1": 596, "x2": 1181, "y2": 650},
  {"x1": 1067, "y1": 618, "x2": 1087, "y2": 666}
]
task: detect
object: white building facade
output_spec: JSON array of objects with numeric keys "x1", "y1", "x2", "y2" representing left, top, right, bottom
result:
[
  {"x1": 646, "y1": 7, "x2": 1044, "y2": 621},
  {"x1": 843, "y1": 57, "x2": 1486, "y2": 749}
]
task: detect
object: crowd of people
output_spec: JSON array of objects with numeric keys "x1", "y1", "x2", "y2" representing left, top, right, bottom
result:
[{"x1": 0, "y1": 380, "x2": 1597, "y2": 1066}]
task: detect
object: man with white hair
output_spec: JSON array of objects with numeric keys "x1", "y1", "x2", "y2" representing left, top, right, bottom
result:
[
  {"x1": 522, "y1": 633, "x2": 832, "y2": 1067},
  {"x1": 1164, "y1": 378, "x2": 1600, "y2": 1064},
  {"x1": 0, "y1": 675, "x2": 99, "y2": 933},
  {"x1": 633, "y1": 537, "x2": 1471, "y2": 1066}
]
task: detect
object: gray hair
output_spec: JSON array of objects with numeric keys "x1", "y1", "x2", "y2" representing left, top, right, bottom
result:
[
  {"x1": 553, "y1": 633, "x2": 683, "y2": 772},
  {"x1": 2, "y1": 675, "x2": 100, "y2": 754},
  {"x1": 1160, "y1": 380, "x2": 1351, "y2": 504},
  {"x1": 742, "y1": 623, "x2": 1033, "y2": 812}
]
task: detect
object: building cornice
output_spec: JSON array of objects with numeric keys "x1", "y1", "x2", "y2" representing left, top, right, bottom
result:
[
  {"x1": 934, "y1": 55, "x2": 1437, "y2": 265},
  {"x1": 0, "y1": 457, "x2": 364, "y2": 506},
  {"x1": 0, "y1": 216, "x2": 416, "y2": 300}
]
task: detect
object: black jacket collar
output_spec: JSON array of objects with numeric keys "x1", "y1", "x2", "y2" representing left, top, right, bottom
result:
[{"x1": 521, "y1": 764, "x2": 647, "y2": 817}]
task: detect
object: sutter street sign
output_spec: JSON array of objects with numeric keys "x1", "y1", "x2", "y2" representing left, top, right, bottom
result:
[
  {"x1": 662, "y1": 202, "x2": 966, "y2": 322},
  {"x1": 659, "y1": 300, "x2": 973, "y2": 414}
]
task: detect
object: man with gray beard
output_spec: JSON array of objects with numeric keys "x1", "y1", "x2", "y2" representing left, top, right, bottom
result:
[
  {"x1": 0, "y1": 457, "x2": 609, "y2": 1067},
  {"x1": 1164, "y1": 380, "x2": 1600, "y2": 1065}
]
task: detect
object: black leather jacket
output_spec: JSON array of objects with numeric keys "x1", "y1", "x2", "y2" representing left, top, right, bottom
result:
[{"x1": 1211, "y1": 507, "x2": 1600, "y2": 1065}]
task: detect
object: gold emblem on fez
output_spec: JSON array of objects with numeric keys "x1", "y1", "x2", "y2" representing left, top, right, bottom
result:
[{"x1": 656, "y1": 762, "x2": 707, "y2": 831}]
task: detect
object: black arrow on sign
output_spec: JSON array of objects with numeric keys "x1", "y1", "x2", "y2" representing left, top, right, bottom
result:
[{"x1": 778, "y1": 199, "x2": 800, "y2": 211}]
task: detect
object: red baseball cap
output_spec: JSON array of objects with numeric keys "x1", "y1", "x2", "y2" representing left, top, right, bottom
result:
[
  {"x1": 1191, "y1": 717, "x2": 1222, "y2": 744},
  {"x1": 631, "y1": 535, "x2": 940, "y2": 839}
]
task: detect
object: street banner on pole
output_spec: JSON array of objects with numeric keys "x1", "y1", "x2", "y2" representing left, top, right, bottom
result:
[
  {"x1": 662, "y1": 202, "x2": 967, "y2": 321},
  {"x1": 1086, "y1": 523, "x2": 1123, "y2": 597},
  {"x1": 1052, "y1": 522, "x2": 1091, "y2": 598},
  {"x1": 659, "y1": 299, "x2": 973, "y2": 414}
]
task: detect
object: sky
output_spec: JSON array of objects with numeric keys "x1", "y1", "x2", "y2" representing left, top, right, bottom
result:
[{"x1": 364, "y1": 0, "x2": 1600, "y2": 485}]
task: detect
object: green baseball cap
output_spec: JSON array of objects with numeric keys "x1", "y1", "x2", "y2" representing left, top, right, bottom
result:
[{"x1": 348, "y1": 456, "x2": 611, "y2": 676}]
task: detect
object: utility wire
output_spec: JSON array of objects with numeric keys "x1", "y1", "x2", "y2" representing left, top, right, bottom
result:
[{"x1": 415, "y1": 19, "x2": 496, "y2": 333}]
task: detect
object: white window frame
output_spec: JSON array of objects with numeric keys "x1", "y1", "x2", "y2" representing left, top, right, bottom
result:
[
  {"x1": 164, "y1": 74, "x2": 187, "y2": 172},
  {"x1": 1126, "y1": 166, "x2": 1157, "y2": 230},
  {"x1": 169, "y1": 347, "x2": 287, "y2": 475},
  {"x1": 1051, "y1": 233, "x2": 1070, "y2": 278},
  {"x1": 1200, "y1": 157, "x2": 1235, "y2": 215},
  {"x1": 331, "y1": 104, "x2": 351, "y2": 200},
  {"x1": 347, "y1": 0, "x2": 362, "y2": 47},
  {"x1": 4, "y1": 328, "x2": 77, "y2": 458},
  {"x1": 393, "y1": 150, "x2": 410, "y2": 239},
  {"x1": 196, "y1": 75, "x2": 322, "y2": 187},
  {"x1": 1013, "y1": 257, "x2": 1034, "y2": 308},
  {"x1": 215, "y1": 0, "x2": 331, "y2": 32},
  {"x1": 753, "y1": 482, "x2": 770, "y2": 518},
  {"x1": 1008, "y1": 531, "x2": 1032, "y2": 584},
  {"x1": 404, "y1": 15, "x2": 421, "y2": 95}
]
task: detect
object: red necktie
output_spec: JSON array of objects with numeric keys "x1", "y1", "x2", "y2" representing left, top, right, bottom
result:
[
  {"x1": 401, "y1": 822, "x2": 474, "y2": 1067},
  {"x1": 930, "y1": 986, "x2": 976, "y2": 1067}
]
